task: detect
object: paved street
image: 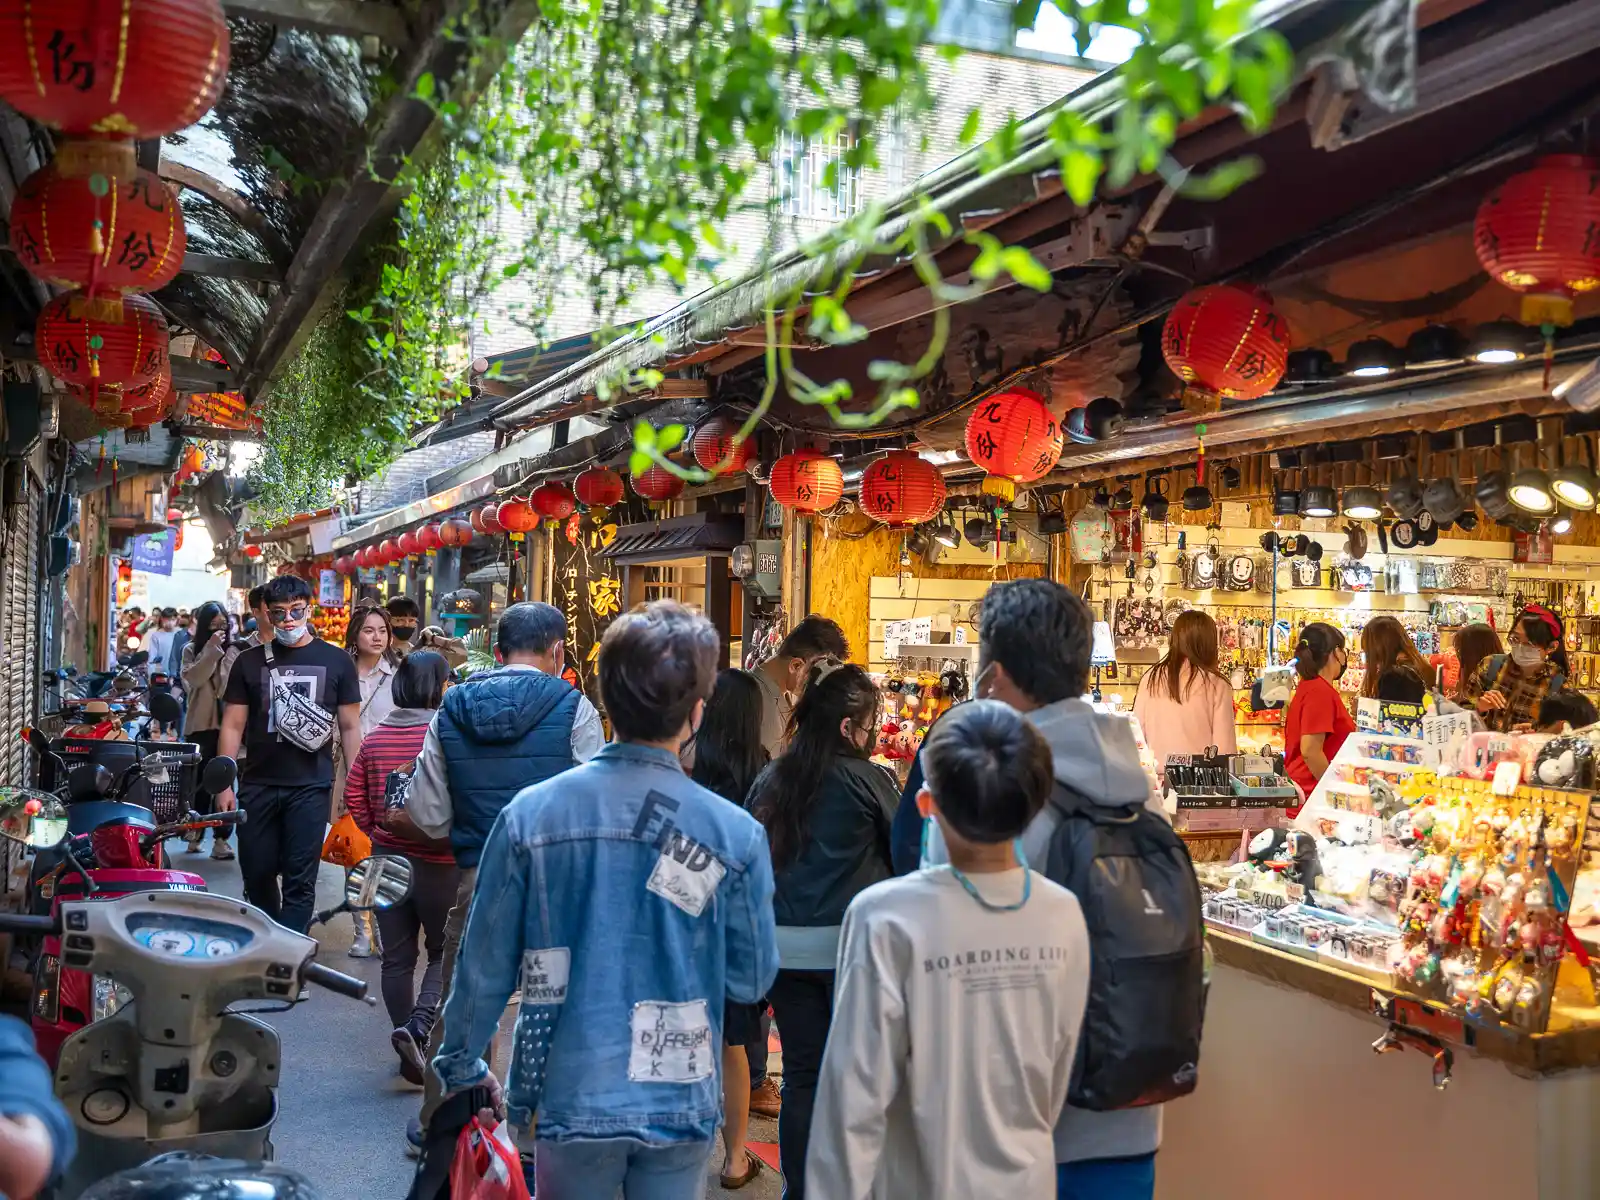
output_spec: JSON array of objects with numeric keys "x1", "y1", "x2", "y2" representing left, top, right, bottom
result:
[{"x1": 184, "y1": 840, "x2": 783, "y2": 1199}]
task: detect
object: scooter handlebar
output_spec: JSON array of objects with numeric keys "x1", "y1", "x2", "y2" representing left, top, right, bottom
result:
[
  {"x1": 0, "y1": 913, "x2": 61, "y2": 935},
  {"x1": 302, "y1": 961, "x2": 371, "y2": 1001}
]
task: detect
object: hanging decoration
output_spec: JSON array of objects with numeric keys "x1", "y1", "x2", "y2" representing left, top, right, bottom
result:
[
  {"x1": 439, "y1": 518, "x2": 474, "y2": 547},
  {"x1": 37, "y1": 289, "x2": 167, "y2": 393},
  {"x1": 1475, "y1": 155, "x2": 1600, "y2": 328},
  {"x1": 632, "y1": 464, "x2": 685, "y2": 506},
  {"x1": 497, "y1": 498, "x2": 541, "y2": 535},
  {"x1": 691, "y1": 415, "x2": 753, "y2": 474},
  {"x1": 9, "y1": 154, "x2": 185, "y2": 293},
  {"x1": 417, "y1": 522, "x2": 444, "y2": 553},
  {"x1": 860, "y1": 450, "x2": 947, "y2": 527},
  {"x1": 0, "y1": 0, "x2": 231, "y2": 139},
  {"x1": 770, "y1": 450, "x2": 844, "y2": 513},
  {"x1": 1161, "y1": 283, "x2": 1290, "y2": 410},
  {"x1": 242, "y1": 544, "x2": 262, "y2": 560},
  {"x1": 574, "y1": 466, "x2": 625, "y2": 510},
  {"x1": 963, "y1": 386, "x2": 1064, "y2": 503},
  {"x1": 397, "y1": 530, "x2": 420, "y2": 557},
  {"x1": 530, "y1": 481, "x2": 578, "y2": 523},
  {"x1": 334, "y1": 555, "x2": 356, "y2": 576},
  {"x1": 478, "y1": 502, "x2": 506, "y2": 535},
  {"x1": 378, "y1": 538, "x2": 400, "y2": 565}
]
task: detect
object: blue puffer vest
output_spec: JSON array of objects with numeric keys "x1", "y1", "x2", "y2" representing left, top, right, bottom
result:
[{"x1": 435, "y1": 668, "x2": 581, "y2": 868}]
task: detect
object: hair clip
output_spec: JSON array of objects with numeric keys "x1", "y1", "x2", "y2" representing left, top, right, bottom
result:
[{"x1": 812, "y1": 657, "x2": 847, "y2": 685}]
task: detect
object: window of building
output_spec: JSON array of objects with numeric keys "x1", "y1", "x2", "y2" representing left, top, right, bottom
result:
[{"x1": 776, "y1": 127, "x2": 862, "y2": 221}]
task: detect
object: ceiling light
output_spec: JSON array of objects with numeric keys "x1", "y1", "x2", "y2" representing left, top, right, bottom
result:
[
  {"x1": 1299, "y1": 485, "x2": 1337, "y2": 518},
  {"x1": 1403, "y1": 324, "x2": 1466, "y2": 369},
  {"x1": 1551, "y1": 508, "x2": 1574, "y2": 535},
  {"x1": 964, "y1": 516, "x2": 995, "y2": 548},
  {"x1": 1508, "y1": 468, "x2": 1556, "y2": 515},
  {"x1": 1341, "y1": 486, "x2": 1383, "y2": 520},
  {"x1": 1284, "y1": 348, "x2": 1337, "y2": 386},
  {"x1": 1468, "y1": 321, "x2": 1530, "y2": 364},
  {"x1": 932, "y1": 517, "x2": 960, "y2": 548},
  {"x1": 1273, "y1": 487, "x2": 1300, "y2": 516},
  {"x1": 1551, "y1": 440, "x2": 1598, "y2": 511},
  {"x1": 1182, "y1": 483, "x2": 1213, "y2": 511},
  {"x1": 1344, "y1": 337, "x2": 1403, "y2": 378},
  {"x1": 1112, "y1": 482, "x2": 1135, "y2": 509}
]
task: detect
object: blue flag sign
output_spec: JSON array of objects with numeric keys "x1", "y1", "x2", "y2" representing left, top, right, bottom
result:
[{"x1": 131, "y1": 528, "x2": 176, "y2": 577}]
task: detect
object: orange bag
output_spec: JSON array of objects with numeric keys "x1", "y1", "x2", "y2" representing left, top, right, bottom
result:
[
  {"x1": 450, "y1": 1118, "x2": 531, "y2": 1200},
  {"x1": 321, "y1": 811, "x2": 371, "y2": 867}
]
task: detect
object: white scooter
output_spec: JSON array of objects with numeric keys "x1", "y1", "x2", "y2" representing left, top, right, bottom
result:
[{"x1": 0, "y1": 772, "x2": 415, "y2": 1200}]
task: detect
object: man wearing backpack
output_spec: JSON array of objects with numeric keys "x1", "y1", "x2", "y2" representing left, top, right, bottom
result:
[{"x1": 923, "y1": 579, "x2": 1204, "y2": 1200}]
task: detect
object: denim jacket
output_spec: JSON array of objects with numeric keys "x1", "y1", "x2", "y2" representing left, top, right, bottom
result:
[{"x1": 433, "y1": 742, "x2": 780, "y2": 1143}]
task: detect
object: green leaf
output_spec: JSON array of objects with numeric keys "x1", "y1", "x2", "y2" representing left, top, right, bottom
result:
[
  {"x1": 632, "y1": 422, "x2": 656, "y2": 451},
  {"x1": 1063, "y1": 147, "x2": 1102, "y2": 207},
  {"x1": 958, "y1": 107, "x2": 982, "y2": 147},
  {"x1": 629, "y1": 449, "x2": 653, "y2": 478},
  {"x1": 1178, "y1": 155, "x2": 1264, "y2": 201},
  {"x1": 415, "y1": 72, "x2": 435, "y2": 101},
  {"x1": 656, "y1": 423, "x2": 686, "y2": 453},
  {"x1": 1001, "y1": 246, "x2": 1053, "y2": 291}
]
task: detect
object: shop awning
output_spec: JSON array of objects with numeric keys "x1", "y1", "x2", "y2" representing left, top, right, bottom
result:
[{"x1": 602, "y1": 514, "x2": 745, "y2": 565}]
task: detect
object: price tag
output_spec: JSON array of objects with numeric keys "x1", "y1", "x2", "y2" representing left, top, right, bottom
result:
[{"x1": 1491, "y1": 758, "x2": 1523, "y2": 797}]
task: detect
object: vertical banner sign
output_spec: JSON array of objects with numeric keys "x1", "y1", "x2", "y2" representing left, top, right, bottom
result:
[
  {"x1": 130, "y1": 528, "x2": 175, "y2": 576},
  {"x1": 551, "y1": 514, "x2": 621, "y2": 709},
  {"x1": 318, "y1": 569, "x2": 343, "y2": 607}
]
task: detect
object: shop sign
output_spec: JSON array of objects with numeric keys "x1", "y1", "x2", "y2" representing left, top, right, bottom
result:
[
  {"x1": 130, "y1": 528, "x2": 175, "y2": 576},
  {"x1": 1513, "y1": 527, "x2": 1554, "y2": 564},
  {"x1": 552, "y1": 514, "x2": 620, "y2": 708},
  {"x1": 318, "y1": 569, "x2": 343, "y2": 608}
]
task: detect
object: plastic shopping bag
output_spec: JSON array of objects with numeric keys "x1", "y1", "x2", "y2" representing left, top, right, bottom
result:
[
  {"x1": 321, "y1": 811, "x2": 371, "y2": 868},
  {"x1": 449, "y1": 1117, "x2": 531, "y2": 1200}
]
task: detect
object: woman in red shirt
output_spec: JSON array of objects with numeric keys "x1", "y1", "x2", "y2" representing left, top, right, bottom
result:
[
  {"x1": 1283, "y1": 622, "x2": 1356, "y2": 809},
  {"x1": 344, "y1": 649, "x2": 459, "y2": 1085}
]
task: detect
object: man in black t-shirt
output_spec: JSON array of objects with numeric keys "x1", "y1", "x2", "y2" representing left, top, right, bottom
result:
[{"x1": 216, "y1": 575, "x2": 361, "y2": 933}]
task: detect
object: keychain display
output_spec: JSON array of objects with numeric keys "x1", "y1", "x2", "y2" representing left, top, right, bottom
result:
[{"x1": 872, "y1": 657, "x2": 971, "y2": 773}]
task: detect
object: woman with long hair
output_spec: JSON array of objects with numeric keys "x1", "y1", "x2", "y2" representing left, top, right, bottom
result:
[
  {"x1": 1133, "y1": 610, "x2": 1236, "y2": 766},
  {"x1": 1283, "y1": 622, "x2": 1355, "y2": 808},
  {"x1": 339, "y1": 604, "x2": 398, "y2": 958},
  {"x1": 1359, "y1": 616, "x2": 1434, "y2": 699},
  {"x1": 689, "y1": 669, "x2": 773, "y2": 1189},
  {"x1": 179, "y1": 600, "x2": 240, "y2": 859},
  {"x1": 1467, "y1": 605, "x2": 1569, "y2": 732},
  {"x1": 748, "y1": 660, "x2": 897, "y2": 1200},
  {"x1": 1450, "y1": 623, "x2": 1503, "y2": 704},
  {"x1": 343, "y1": 650, "x2": 460, "y2": 1086}
]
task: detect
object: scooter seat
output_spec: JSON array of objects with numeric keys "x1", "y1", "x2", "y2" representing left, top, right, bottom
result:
[{"x1": 79, "y1": 1153, "x2": 321, "y2": 1199}]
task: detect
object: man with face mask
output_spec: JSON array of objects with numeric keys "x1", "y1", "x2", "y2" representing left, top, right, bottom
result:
[
  {"x1": 754, "y1": 615, "x2": 851, "y2": 758},
  {"x1": 213, "y1": 575, "x2": 363, "y2": 935},
  {"x1": 144, "y1": 607, "x2": 180, "y2": 677},
  {"x1": 386, "y1": 596, "x2": 468, "y2": 669}
]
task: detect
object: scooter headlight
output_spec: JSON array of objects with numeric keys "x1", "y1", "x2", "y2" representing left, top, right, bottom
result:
[{"x1": 92, "y1": 975, "x2": 133, "y2": 1023}]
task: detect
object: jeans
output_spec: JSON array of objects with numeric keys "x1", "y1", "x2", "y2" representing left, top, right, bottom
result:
[
  {"x1": 534, "y1": 1137, "x2": 710, "y2": 1200},
  {"x1": 1057, "y1": 1153, "x2": 1158, "y2": 1200},
  {"x1": 419, "y1": 865, "x2": 479, "y2": 1132},
  {"x1": 766, "y1": 969, "x2": 835, "y2": 1200},
  {"x1": 236, "y1": 780, "x2": 329, "y2": 934},
  {"x1": 189, "y1": 729, "x2": 230, "y2": 842},
  {"x1": 375, "y1": 854, "x2": 461, "y2": 1032}
]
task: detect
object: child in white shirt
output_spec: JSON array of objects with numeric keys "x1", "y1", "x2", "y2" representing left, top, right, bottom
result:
[{"x1": 806, "y1": 699, "x2": 1091, "y2": 1199}]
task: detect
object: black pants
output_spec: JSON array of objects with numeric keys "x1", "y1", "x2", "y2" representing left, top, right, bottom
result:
[
  {"x1": 767, "y1": 969, "x2": 836, "y2": 1200},
  {"x1": 374, "y1": 854, "x2": 460, "y2": 1032},
  {"x1": 749, "y1": 1007, "x2": 770, "y2": 1088},
  {"x1": 237, "y1": 780, "x2": 329, "y2": 934},
  {"x1": 189, "y1": 729, "x2": 230, "y2": 842}
]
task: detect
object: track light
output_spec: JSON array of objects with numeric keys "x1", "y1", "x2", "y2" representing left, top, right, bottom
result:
[
  {"x1": 1551, "y1": 508, "x2": 1574, "y2": 536},
  {"x1": 1467, "y1": 321, "x2": 1529, "y2": 365},
  {"x1": 1344, "y1": 337, "x2": 1403, "y2": 378},
  {"x1": 1403, "y1": 324, "x2": 1467, "y2": 370},
  {"x1": 932, "y1": 517, "x2": 960, "y2": 548},
  {"x1": 1509, "y1": 468, "x2": 1556, "y2": 515},
  {"x1": 1341, "y1": 486, "x2": 1383, "y2": 520}
]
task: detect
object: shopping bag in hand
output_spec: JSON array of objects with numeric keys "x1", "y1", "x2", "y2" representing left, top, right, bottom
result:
[
  {"x1": 449, "y1": 1117, "x2": 531, "y2": 1200},
  {"x1": 321, "y1": 811, "x2": 371, "y2": 868}
]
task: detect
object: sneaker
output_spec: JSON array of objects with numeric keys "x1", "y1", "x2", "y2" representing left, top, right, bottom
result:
[
  {"x1": 749, "y1": 1076, "x2": 781, "y2": 1119},
  {"x1": 349, "y1": 927, "x2": 374, "y2": 959},
  {"x1": 210, "y1": 838, "x2": 235, "y2": 861},
  {"x1": 405, "y1": 1116, "x2": 424, "y2": 1159},
  {"x1": 184, "y1": 834, "x2": 204, "y2": 854},
  {"x1": 392, "y1": 1026, "x2": 426, "y2": 1086}
]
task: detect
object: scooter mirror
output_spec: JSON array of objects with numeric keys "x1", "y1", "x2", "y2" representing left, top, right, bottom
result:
[
  {"x1": 345, "y1": 854, "x2": 414, "y2": 912},
  {"x1": 129, "y1": 650, "x2": 150, "y2": 666},
  {"x1": 201, "y1": 756, "x2": 238, "y2": 796},
  {"x1": 0, "y1": 787, "x2": 68, "y2": 849},
  {"x1": 67, "y1": 763, "x2": 116, "y2": 801},
  {"x1": 26, "y1": 726, "x2": 50, "y2": 757},
  {"x1": 148, "y1": 691, "x2": 182, "y2": 726}
]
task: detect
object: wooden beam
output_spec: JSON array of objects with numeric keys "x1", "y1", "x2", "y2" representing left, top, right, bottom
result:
[
  {"x1": 169, "y1": 358, "x2": 238, "y2": 392},
  {"x1": 173, "y1": 423, "x2": 264, "y2": 442},
  {"x1": 221, "y1": 0, "x2": 411, "y2": 47},
  {"x1": 157, "y1": 161, "x2": 268, "y2": 234},
  {"x1": 181, "y1": 252, "x2": 281, "y2": 283},
  {"x1": 239, "y1": 0, "x2": 542, "y2": 399}
]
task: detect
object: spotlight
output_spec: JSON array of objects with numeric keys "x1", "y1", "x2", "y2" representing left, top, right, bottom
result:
[
  {"x1": 1344, "y1": 337, "x2": 1403, "y2": 378},
  {"x1": 1551, "y1": 508, "x2": 1574, "y2": 536},
  {"x1": 1403, "y1": 324, "x2": 1467, "y2": 370},
  {"x1": 1551, "y1": 441, "x2": 1598, "y2": 511},
  {"x1": 1508, "y1": 468, "x2": 1555, "y2": 515},
  {"x1": 1283, "y1": 348, "x2": 1337, "y2": 386},
  {"x1": 1341, "y1": 486, "x2": 1383, "y2": 520},
  {"x1": 1467, "y1": 321, "x2": 1529, "y2": 365},
  {"x1": 1183, "y1": 483, "x2": 1213, "y2": 512},
  {"x1": 932, "y1": 517, "x2": 960, "y2": 549},
  {"x1": 1299, "y1": 485, "x2": 1337, "y2": 518},
  {"x1": 1112, "y1": 482, "x2": 1135, "y2": 509},
  {"x1": 964, "y1": 516, "x2": 995, "y2": 549}
]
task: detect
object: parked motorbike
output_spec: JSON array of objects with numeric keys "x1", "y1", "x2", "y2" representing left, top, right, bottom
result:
[{"x1": 0, "y1": 782, "x2": 413, "y2": 1200}]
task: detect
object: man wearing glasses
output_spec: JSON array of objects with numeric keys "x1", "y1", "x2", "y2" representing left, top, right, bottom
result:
[{"x1": 215, "y1": 574, "x2": 363, "y2": 934}]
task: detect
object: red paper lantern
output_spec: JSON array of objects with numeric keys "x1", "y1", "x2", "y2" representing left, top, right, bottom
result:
[
  {"x1": 439, "y1": 518, "x2": 473, "y2": 547},
  {"x1": 530, "y1": 482, "x2": 577, "y2": 522},
  {"x1": 632, "y1": 464, "x2": 685, "y2": 505},
  {"x1": 334, "y1": 556, "x2": 356, "y2": 576},
  {"x1": 242, "y1": 544, "x2": 262, "y2": 560},
  {"x1": 9, "y1": 153, "x2": 185, "y2": 293},
  {"x1": 478, "y1": 503, "x2": 505, "y2": 535},
  {"x1": 770, "y1": 450, "x2": 845, "y2": 513},
  {"x1": 378, "y1": 539, "x2": 400, "y2": 565},
  {"x1": 0, "y1": 0, "x2": 230, "y2": 138},
  {"x1": 397, "y1": 530, "x2": 420, "y2": 557},
  {"x1": 1475, "y1": 155, "x2": 1600, "y2": 327},
  {"x1": 497, "y1": 498, "x2": 540, "y2": 534},
  {"x1": 860, "y1": 451, "x2": 947, "y2": 527},
  {"x1": 1161, "y1": 283, "x2": 1289, "y2": 402},
  {"x1": 418, "y1": 522, "x2": 444, "y2": 552},
  {"x1": 963, "y1": 387, "x2": 1063, "y2": 500},
  {"x1": 574, "y1": 466, "x2": 625, "y2": 509},
  {"x1": 38, "y1": 290, "x2": 167, "y2": 391},
  {"x1": 692, "y1": 416, "x2": 753, "y2": 474}
]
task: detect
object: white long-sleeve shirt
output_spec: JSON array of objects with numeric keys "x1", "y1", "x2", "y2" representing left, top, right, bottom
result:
[{"x1": 806, "y1": 866, "x2": 1090, "y2": 1200}]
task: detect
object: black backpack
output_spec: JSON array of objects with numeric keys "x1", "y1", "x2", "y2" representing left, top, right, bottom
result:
[{"x1": 1043, "y1": 782, "x2": 1206, "y2": 1110}]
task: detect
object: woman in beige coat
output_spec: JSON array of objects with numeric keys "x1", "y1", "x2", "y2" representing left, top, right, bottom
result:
[{"x1": 180, "y1": 601, "x2": 240, "y2": 859}]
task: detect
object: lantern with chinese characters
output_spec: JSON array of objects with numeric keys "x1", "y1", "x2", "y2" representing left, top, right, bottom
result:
[
  {"x1": 1475, "y1": 155, "x2": 1600, "y2": 327},
  {"x1": 9, "y1": 154, "x2": 185, "y2": 293},
  {"x1": 632, "y1": 465, "x2": 684, "y2": 507},
  {"x1": 1161, "y1": 283, "x2": 1290, "y2": 408},
  {"x1": 439, "y1": 518, "x2": 473, "y2": 547},
  {"x1": 497, "y1": 498, "x2": 540, "y2": 535},
  {"x1": 397, "y1": 530, "x2": 420, "y2": 557},
  {"x1": 770, "y1": 450, "x2": 845, "y2": 513},
  {"x1": 574, "y1": 466, "x2": 625, "y2": 510},
  {"x1": 963, "y1": 387, "x2": 1063, "y2": 502},
  {"x1": 530, "y1": 482, "x2": 577, "y2": 523},
  {"x1": 378, "y1": 539, "x2": 400, "y2": 565},
  {"x1": 39, "y1": 290, "x2": 167, "y2": 393},
  {"x1": 691, "y1": 416, "x2": 753, "y2": 474},
  {"x1": 0, "y1": 0, "x2": 230, "y2": 139},
  {"x1": 860, "y1": 451, "x2": 947, "y2": 527},
  {"x1": 417, "y1": 522, "x2": 444, "y2": 552},
  {"x1": 334, "y1": 555, "x2": 356, "y2": 576},
  {"x1": 477, "y1": 503, "x2": 504, "y2": 535}
]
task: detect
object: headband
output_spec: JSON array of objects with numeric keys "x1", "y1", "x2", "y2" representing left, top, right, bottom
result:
[{"x1": 1520, "y1": 604, "x2": 1562, "y2": 640}]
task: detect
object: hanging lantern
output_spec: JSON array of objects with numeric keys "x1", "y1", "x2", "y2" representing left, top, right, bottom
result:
[
  {"x1": 478, "y1": 503, "x2": 505, "y2": 535},
  {"x1": 333, "y1": 555, "x2": 355, "y2": 576},
  {"x1": 378, "y1": 538, "x2": 400, "y2": 565},
  {"x1": 397, "y1": 530, "x2": 420, "y2": 557},
  {"x1": 38, "y1": 289, "x2": 167, "y2": 391},
  {"x1": 530, "y1": 481, "x2": 577, "y2": 522},
  {"x1": 496, "y1": 498, "x2": 539, "y2": 534},
  {"x1": 439, "y1": 518, "x2": 473, "y2": 547},
  {"x1": 1475, "y1": 155, "x2": 1600, "y2": 328},
  {"x1": 574, "y1": 466, "x2": 625, "y2": 510},
  {"x1": 0, "y1": 0, "x2": 230, "y2": 139},
  {"x1": 241, "y1": 543, "x2": 262, "y2": 560},
  {"x1": 9, "y1": 153, "x2": 185, "y2": 293},
  {"x1": 963, "y1": 387, "x2": 1063, "y2": 503},
  {"x1": 417, "y1": 522, "x2": 444, "y2": 552},
  {"x1": 691, "y1": 416, "x2": 753, "y2": 474},
  {"x1": 770, "y1": 450, "x2": 845, "y2": 513},
  {"x1": 632, "y1": 464, "x2": 685, "y2": 506},
  {"x1": 1161, "y1": 283, "x2": 1290, "y2": 408},
  {"x1": 860, "y1": 450, "x2": 947, "y2": 527}
]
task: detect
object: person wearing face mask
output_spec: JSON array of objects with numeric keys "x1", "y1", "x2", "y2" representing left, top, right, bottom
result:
[
  {"x1": 180, "y1": 600, "x2": 241, "y2": 860},
  {"x1": 1283, "y1": 622, "x2": 1356, "y2": 804},
  {"x1": 213, "y1": 575, "x2": 364, "y2": 935},
  {"x1": 1467, "y1": 605, "x2": 1568, "y2": 733},
  {"x1": 747, "y1": 659, "x2": 897, "y2": 1200},
  {"x1": 385, "y1": 595, "x2": 469, "y2": 669},
  {"x1": 754, "y1": 616, "x2": 851, "y2": 757}
]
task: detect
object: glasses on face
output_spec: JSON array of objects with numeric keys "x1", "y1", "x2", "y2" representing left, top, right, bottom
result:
[{"x1": 267, "y1": 605, "x2": 310, "y2": 623}]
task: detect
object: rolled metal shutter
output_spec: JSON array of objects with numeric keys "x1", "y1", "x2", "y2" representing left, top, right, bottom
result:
[{"x1": 1, "y1": 481, "x2": 41, "y2": 785}]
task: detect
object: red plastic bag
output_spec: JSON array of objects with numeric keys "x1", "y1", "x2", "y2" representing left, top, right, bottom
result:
[{"x1": 449, "y1": 1117, "x2": 531, "y2": 1200}]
